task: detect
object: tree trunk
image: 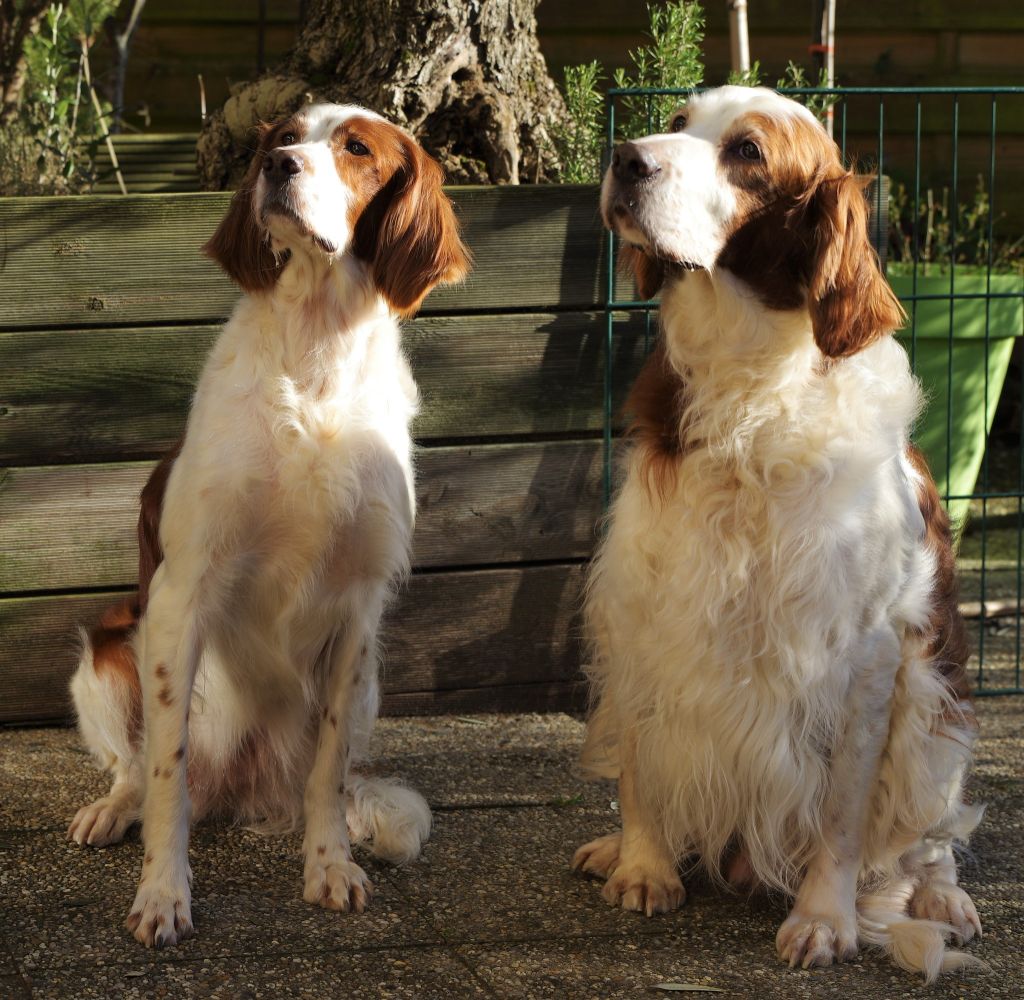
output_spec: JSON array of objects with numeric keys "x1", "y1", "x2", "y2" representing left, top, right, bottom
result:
[{"x1": 196, "y1": 0, "x2": 565, "y2": 190}]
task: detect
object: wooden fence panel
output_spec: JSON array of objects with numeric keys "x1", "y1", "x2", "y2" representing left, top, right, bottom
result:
[
  {"x1": 0, "y1": 187, "x2": 605, "y2": 329},
  {"x1": 0, "y1": 565, "x2": 587, "y2": 723},
  {"x1": 0, "y1": 442, "x2": 603, "y2": 592},
  {"x1": 0, "y1": 312, "x2": 648, "y2": 463}
]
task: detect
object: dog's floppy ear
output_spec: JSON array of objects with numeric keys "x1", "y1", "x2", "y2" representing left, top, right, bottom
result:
[
  {"x1": 202, "y1": 124, "x2": 285, "y2": 292},
  {"x1": 620, "y1": 244, "x2": 665, "y2": 301},
  {"x1": 806, "y1": 171, "x2": 905, "y2": 358},
  {"x1": 354, "y1": 136, "x2": 470, "y2": 317}
]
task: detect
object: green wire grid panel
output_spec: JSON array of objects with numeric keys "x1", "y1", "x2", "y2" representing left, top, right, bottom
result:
[{"x1": 601, "y1": 86, "x2": 1024, "y2": 695}]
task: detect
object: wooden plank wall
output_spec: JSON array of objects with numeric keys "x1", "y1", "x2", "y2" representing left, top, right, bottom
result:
[{"x1": 0, "y1": 187, "x2": 650, "y2": 724}]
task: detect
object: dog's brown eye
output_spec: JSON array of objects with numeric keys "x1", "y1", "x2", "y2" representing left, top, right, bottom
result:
[
  {"x1": 738, "y1": 140, "x2": 761, "y2": 161},
  {"x1": 346, "y1": 139, "x2": 370, "y2": 157},
  {"x1": 669, "y1": 114, "x2": 687, "y2": 133},
  {"x1": 280, "y1": 132, "x2": 296, "y2": 147}
]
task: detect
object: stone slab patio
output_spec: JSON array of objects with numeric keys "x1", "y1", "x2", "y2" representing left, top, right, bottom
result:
[{"x1": 1, "y1": 699, "x2": 1022, "y2": 999}]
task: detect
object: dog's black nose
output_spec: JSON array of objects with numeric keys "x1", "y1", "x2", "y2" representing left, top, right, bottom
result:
[
  {"x1": 612, "y1": 142, "x2": 661, "y2": 183},
  {"x1": 262, "y1": 149, "x2": 304, "y2": 181}
]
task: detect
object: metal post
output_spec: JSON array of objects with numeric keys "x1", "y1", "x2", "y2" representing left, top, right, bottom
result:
[
  {"x1": 810, "y1": 0, "x2": 836, "y2": 137},
  {"x1": 728, "y1": 1, "x2": 750, "y2": 75}
]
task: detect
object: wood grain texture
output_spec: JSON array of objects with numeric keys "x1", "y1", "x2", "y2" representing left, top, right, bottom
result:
[
  {"x1": 0, "y1": 187, "x2": 605, "y2": 329},
  {"x1": 0, "y1": 312, "x2": 649, "y2": 462},
  {"x1": 0, "y1": 442, "x2": 603, "y2": 592},
  {"x1": 0, "y1": 564, "x2": 586, "y2": 723}
]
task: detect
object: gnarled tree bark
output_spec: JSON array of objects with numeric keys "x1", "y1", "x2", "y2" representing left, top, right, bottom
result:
[{"x1": 196, "y1": 0, "x2": 566, "y2": 190}]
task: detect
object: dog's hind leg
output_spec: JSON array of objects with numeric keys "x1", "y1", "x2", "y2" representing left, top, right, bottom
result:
[
  {"x1": 908, "y1": 842, "x2": 982, "y2": 944},
  {"x1": 69, "y1": 602, "x2": 145, "y2": 847},
  {"x1": 905, "y1": 720, "x2": 984, "y2": 946}
]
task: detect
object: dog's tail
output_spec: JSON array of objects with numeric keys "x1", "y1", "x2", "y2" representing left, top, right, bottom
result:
[
  {"x1": 856, "y1": 877, "x2": 985, "y2": 983},
  {"x1": 345, "y1": 774, "x2": 431, "y2": 865}
]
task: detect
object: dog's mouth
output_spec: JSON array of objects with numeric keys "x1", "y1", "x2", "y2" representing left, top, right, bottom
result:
[
  {"x1": 607, "y1": 197, "x2": 703, "y2": 274},
  {"x1": 621, "y1": 237, "x2": 703, "y2": 275},
  {"x1": 261, "y1": 199, "x2": 339, "y2": 256}
]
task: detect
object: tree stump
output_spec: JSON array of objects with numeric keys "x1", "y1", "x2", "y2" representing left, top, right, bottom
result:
[{"x1": 196, "y1": 0, "x2": 566, "y2": 190}]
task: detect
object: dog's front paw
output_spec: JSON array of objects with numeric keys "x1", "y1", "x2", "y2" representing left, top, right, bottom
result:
[
  {"x1": 776, "y1": 909, "x2": 858, "y2": 969},
  {"x1": 572, "y1": 832, "x2": 622, "y2": 879},
  {"x1": 126, "y1": 882, "x2": 193, "y2": 948},
  {"x1": 601, "y1": 862, "x2": 685, "y2": 917},
  {"x1": 303, "y1": 854, "x2": 373, "y2": 913},
  {"x1": 68, "y1": 793, "x2": 140, "y2": 847},
  {"x1": 912, "y1": 880, "x2": 982, "y2": 943}
]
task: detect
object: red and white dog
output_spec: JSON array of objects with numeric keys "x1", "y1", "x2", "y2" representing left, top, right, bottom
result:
[
  {"x1": 574, "y1": 87, "x2": 983, "y2": 981},
  {"x1": 69, "y1": 104, "x2": 469, "y2": 946}
]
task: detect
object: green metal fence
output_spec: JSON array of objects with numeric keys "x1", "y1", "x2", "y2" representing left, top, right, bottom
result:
[{"x1": 602, "y1": 86, "x2": 1024, "y2": 694}]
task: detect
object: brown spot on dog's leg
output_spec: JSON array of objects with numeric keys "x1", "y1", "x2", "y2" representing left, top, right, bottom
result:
[
  {"x1": 157, "y1": 686, "x2": 173, "y2": 707},
  {"x1": 173, "y1": 745, "x2": 186, "y2": 762},
  {"x1": 155, "y1": 663, "x2": 168, "y2": 679},
  {"x1": 144, "y1": 853, "x2": 153, "y2": 865},
  {"x1": 317, "y1": 845, "x2": 326, "y2": 855},
  {"x1": 329, "y1": 714, "x2": 337, "y2": 729},
  {"x1": 153, "y1": 766, "x2": 160, "y2": 779},
  {"x1": 322, "y1": 705, "x2": 328, "y2": 720}
]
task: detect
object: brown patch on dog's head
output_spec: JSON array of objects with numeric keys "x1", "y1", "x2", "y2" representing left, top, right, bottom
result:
[
  {"x1": 715, "y1": 109, "x2": 904, "y2": 357},
  {"x1": 202, "y1": 123, "x2": 286, "y2": 292},
  {"x1": 350, "y1": 123, "x2": 470, "y2": 316}
]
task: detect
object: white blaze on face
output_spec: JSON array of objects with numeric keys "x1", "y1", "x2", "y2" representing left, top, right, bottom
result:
[
  {"x1": 256, "y1": 104, "x2": 387, "y2": 256},
  {"x1": 601, "y1": 86, "x2": 819, "y2": 271}
]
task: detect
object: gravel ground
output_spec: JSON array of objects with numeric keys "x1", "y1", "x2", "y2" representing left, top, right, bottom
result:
[{"x1": 1, "y1": 703, "x2": 1022, "y2": 999}]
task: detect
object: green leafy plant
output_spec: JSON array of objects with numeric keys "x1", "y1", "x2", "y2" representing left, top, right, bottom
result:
[
  {"x1": 551, "y1": 1, "x2": 704, "y2": 183},
  {"x1": 553, "y1": 1, "x2": 838, "y2": 183},
  {"x1": 1, "y1": 0, "x2": 119, "y2": 195},
  {"x1": 611, "y1": 0, "x2": 705, "y2": 137},
  {"x1": 551, "y1": 60, "x2": 605, "y2": 185},
  {"x1": 725, "y1": 58, "x2": 761, "y2": 89},
  {"x1": 889, "y1": 175, "x2": 1024, "y2": 274},
  {"x1": 772, "y1": 60, "x2": 840, "y2": 124},
  {"x1": 725, "y1": 60, "x2": 840, "y2": 123}
]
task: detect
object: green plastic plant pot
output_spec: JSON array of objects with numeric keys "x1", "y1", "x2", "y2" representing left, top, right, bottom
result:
[{"x1": 888, "y1": 267, "x2": 1024, "y2": 530}]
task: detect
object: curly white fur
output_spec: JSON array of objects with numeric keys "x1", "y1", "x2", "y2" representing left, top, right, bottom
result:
[{"x1": 578, "y1": 87, "x2": 984, "y2": 983}]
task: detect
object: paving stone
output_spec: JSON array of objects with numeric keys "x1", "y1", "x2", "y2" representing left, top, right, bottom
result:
[
  {"x1": 457, "y1": 933, "x2": 1005, "y2": 1000},
  {"x1": 0, "y1": 730, "x2": 108, "y2": 833},
  {"x1": 0, "y1": 827, "x2": 440, "y2": 974},
  {"x1": 390, "y1": 802, "x2": 794, "y2": 947},
  {"x1": 0, "y1": 976, "x2": 31, "y2": 1000},
  {"x1": 2, "y1": 703, "x2": 1022, "y2": 998},
  {"x1": 23, "y1": 948, "x2": 487, "y2": 1000}
]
